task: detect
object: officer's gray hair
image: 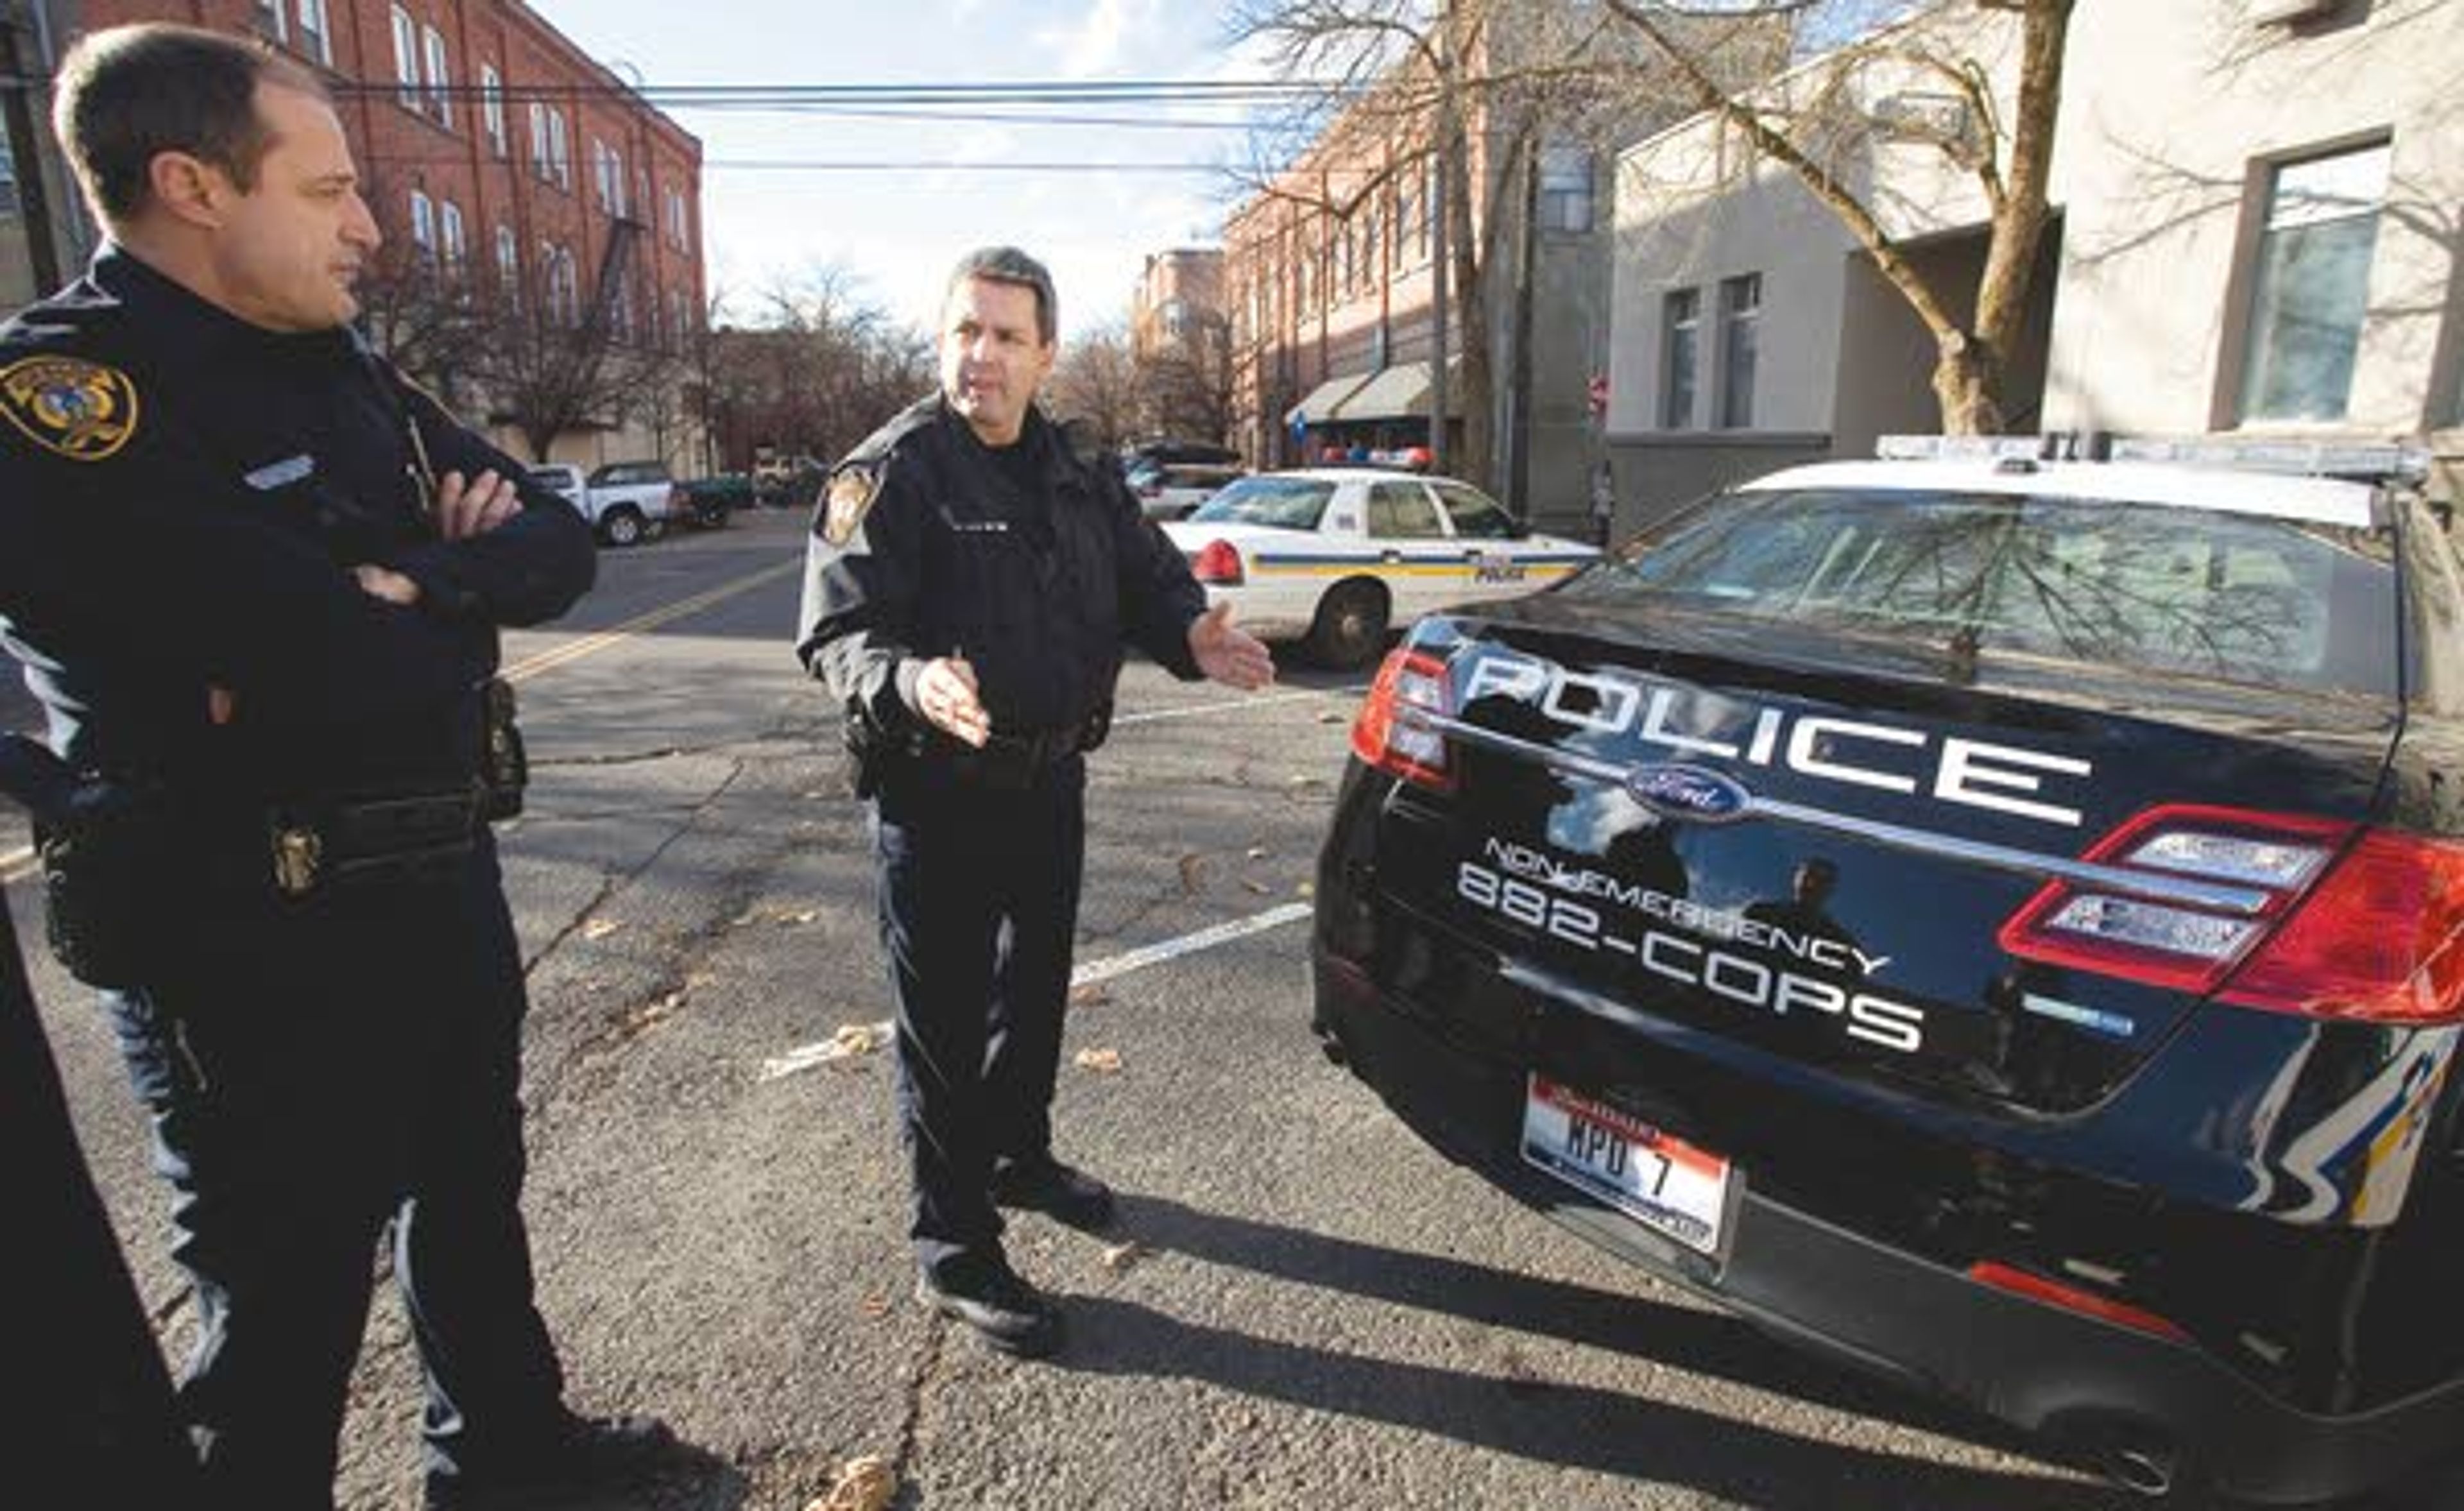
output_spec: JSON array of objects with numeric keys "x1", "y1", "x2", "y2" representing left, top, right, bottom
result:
[{"x1": 945, "y1": 246, "x2": 1058, "y2": 347}]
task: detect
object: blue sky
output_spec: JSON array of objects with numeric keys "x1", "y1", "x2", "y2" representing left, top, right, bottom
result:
[{"x1": 535, "y1": 0, "x2": 1279, "y2": 338}]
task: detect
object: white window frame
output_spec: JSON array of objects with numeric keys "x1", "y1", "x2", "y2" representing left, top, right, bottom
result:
[
  {"x1": 1661, "y1": 286, "x2": 1700, "y2": 430},
  {"x1": 2235, "y1": 140, "x2": 2391, "y2": 426},
  {"x1": 252, "y1": 0, "x2": 286, "y2": 44},
  {"x1": 390, "y1": 6, "x2": 421, "y2": 109},
  {"x1": 480, "y1": 65, "x2": 506, "y2": 157},
  {"x1": 551, "y1": 109, "x2": 571, "y2": 191},
  {"x1": 1715, "y1": 272, "x2": 1761, "y2": 429},
  {"x1": 295, "y1": 0, "x2": 331, "y2": 65},
  {"x1": 495, "y1": 224, "x2": 520, "y2": 309},
  {"x1": 409, "y1": 188, "x2": 436, "y2": 259},
  {"x1": 422, "y1": 26, "x2": 452, "y2": 129},
  {"x1": 439, "y1": 200, "x2": 465, "y2": 272}
]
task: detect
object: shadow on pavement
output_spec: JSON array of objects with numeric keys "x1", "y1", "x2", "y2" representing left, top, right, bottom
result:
[{"x1": 1082, "y1": 1193, "x2": 2118, "y2": 1509}]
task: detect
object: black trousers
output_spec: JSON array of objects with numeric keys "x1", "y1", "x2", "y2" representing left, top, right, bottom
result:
[
  {"x1": 103, "y1": 838, "x2": 565, "y2": 1511},
  {"x1": 869, "y1": 757, "x2": 1086, "y2": 1276},
  {"x1": 1, "y1": 892, "x2": 196, "y2": 1502}
]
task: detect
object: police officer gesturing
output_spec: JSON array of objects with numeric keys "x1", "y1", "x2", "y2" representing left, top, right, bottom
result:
[
  {"x1": 799, "y1": 246, "x2": 1274, "y2": 1358},
  {"x1": 0, "y1": 26, "x2": 669, "y2": 1510}
]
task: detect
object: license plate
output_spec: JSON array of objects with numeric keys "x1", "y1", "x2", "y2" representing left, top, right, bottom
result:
[{"x1": 1520, "y1": 1074, "x2": 1731, "y2": 1255}]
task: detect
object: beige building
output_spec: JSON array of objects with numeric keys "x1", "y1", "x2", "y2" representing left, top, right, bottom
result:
[{"x1": 1606, "y1": 0, "x2": 2464, "y2": 531}]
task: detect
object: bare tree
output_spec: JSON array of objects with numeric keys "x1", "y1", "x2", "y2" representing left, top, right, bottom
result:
[
  {"x1": 1046, "y1": 321, "x2": 1142, "y2": 450},
  {"x1": 1604, "y1": 0, "x2": 2072, "y2": 433},
  {"x1": 695, "y1": 268, "x2": 934, "y2": 472}
]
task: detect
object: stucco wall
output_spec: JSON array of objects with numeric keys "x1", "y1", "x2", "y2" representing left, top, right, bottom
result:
[{"x1": 2044, "y1": 0, "x2": 2462, "y2": 438}]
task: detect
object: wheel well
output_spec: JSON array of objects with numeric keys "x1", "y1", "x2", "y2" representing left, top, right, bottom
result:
[{"x1": 1321, "y1": 575, "x2": 1391, "y2": 618}]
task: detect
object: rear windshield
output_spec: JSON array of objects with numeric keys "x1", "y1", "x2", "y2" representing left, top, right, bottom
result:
[
  {"x1": 1191, "y1": 476, "x2": 1334, "y2": 531},
  {"x1": 1565, "y1": 487, "x2": 2395, "y2": 696}
]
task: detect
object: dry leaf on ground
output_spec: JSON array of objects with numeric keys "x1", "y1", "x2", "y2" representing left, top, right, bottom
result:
[
  {"x1": 1315, "y1": 710, "x2": 1347, "y2": 724},
  {"x1": 1098, "y1": 1241, "x2": 1146, "y2": 1274},
  {"x1": 807, "y1": 1455, "x2": 896, "y2": 1511},
  {"x1": 1068, "y1": 983, "x2": 1113, "y2": 1008},
  {"x1": 1074, "y1": 1047, "x2": 1124, "y2": 1073},
  {"x1": 1176, "y1": 853, "x2": 1208, "y2": 894},
  {"x1": 580, "y1": 918, "x2": 620, "y2": 941},
  {"x1": 1245, "y1": 846, "x2": 1270, "y2": 860},
  {"x1": 1242, "y1": 879, "x2": 1271, "y2": 896}
]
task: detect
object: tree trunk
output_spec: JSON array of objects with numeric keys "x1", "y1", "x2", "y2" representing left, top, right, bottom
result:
[
  {"x1": 1930, "y1": 333, "x2": 2005, "y2": 436},
  {"x1": 1447, "y1": 110, "x2": 1492, "y2": 490}
]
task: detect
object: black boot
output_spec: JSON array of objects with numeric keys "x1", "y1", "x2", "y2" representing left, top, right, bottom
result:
[
  {"x1": 424, "y1": 1411, "x2": 678, "y2": 1510},
  {"x1": 989, "y1": 1154, "x2": 1116, "y2": 1229},
  {"x1": 917, "y1": 1251, "x2": 1063, "y2": 1358}
]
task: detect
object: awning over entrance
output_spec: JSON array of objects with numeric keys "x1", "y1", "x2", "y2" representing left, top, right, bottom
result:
[
  {"x1": 1283, "y1": 370, "x2": 1373, "y2": 427},
  {"x1": 1328, "y1": 357, "x2": 1462, "y2": 422}
]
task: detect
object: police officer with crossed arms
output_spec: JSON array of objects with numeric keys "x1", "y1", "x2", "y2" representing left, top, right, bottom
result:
[
  {"x1": 799, "y1": 246, "x2": 1275, "y2": 1357},
  {"x1": 0, "y1": 26, "x2": 669, "y2": 1509}
]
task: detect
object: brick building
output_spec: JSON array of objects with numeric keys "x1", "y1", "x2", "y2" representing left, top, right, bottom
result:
[
  {"x1": 1, "y1": 0, "x2": 706, "y2": 468},
  {"x1": 1128, "y1": 246, "x2": 1229, "y2": 444}
]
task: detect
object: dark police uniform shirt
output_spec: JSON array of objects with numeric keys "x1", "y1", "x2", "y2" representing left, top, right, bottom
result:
[
  {"x1": 796, "y1": 394, "x2": 1207, "y2": 749},
  {"x1": 0, "y1": 248, "x2": 594, "y2": 805}
]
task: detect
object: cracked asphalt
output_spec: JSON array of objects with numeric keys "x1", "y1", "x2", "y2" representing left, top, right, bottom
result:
[{"x1": 11, "y1": 509, "x2": 2459, "y2": 1511}]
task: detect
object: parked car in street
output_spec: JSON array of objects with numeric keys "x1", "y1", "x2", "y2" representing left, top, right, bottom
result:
[
  {"x1": 674, "y1": 473, "x2": 755, "y2": 529},
  {"x1": 1313, "y1": 435, "x2": 2464, "y2": 1506},
  {"x1": 526, "y1": 461, "x2": 686, "y2": 547},
  {"x1": 1128, "y1": 460, "x2": 1245, "y2": 522},
  {"x1": 1159, "y1": 469, "x2": 1598, "y2": 668}
]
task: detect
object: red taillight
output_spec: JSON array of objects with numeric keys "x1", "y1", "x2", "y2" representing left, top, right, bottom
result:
[
  {"x1": 1998, "y1": 805, "x2": 2347, "y2": 996},
  {"x1": 1967, "y1": 1261, "x2": 2190, "y2": 1345},
  {"x1": 1998, "y1": 804, "x2": 2464, "y2": 1025},
  {"x1": 2218, "y1": 831, "x2": 2464, "y2": 1024},
  {"x1": 1350, "y1": 647, "x2": 1454, "y2": 790},
  {"x1": 1191, "y1": 540, "x2": 1244, "y2": 585}
]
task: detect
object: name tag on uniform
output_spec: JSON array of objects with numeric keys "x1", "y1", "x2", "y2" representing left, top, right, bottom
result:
[
  {"x1": 244, "y1": 454, "x2": 316, "y2": 490},
  {"x1": 951, "y1": 519, "x2": 1011, "y2": 534}
]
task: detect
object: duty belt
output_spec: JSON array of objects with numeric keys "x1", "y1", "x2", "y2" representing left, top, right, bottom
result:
[
  {"x1": 265, "y1": 787, "x2": 492, "y2": 898},
  {"x1": 938, "y1": 709, "x2": 1109, "y2": 790}
]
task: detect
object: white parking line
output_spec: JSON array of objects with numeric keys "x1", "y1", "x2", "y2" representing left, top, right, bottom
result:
[
  {"x1": 758, "y1": 900, "x2": 1313, "y2": 1084},
  {"x1": 1111, "y1": 685, "x2": 1366, "y2": 728}
]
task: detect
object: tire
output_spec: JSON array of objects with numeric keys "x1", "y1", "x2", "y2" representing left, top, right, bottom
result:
[
  {"x1": 1306, "y1": 579, "x2": 1390, "y2": 670},
  {"x1": 600, "y1": 507, "x2": 644, "y2": 547}
]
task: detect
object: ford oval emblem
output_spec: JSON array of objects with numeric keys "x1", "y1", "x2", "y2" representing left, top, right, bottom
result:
[{"x1": 1625, "y1": 763, "x2": 1752, "y2": 824}]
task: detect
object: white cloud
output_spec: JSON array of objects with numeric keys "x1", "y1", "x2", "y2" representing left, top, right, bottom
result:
[{"x1": 1035, "y1": 0, "x2": 1161, "y2": 80}]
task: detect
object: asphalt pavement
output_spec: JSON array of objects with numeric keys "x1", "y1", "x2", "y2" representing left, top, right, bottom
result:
[{"x1": 8, "y1": 509, "x2": 2450, "y2": 1510}]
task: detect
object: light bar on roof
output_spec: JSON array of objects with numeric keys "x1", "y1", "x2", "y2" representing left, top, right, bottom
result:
[
  {"x1": 1876, "y1": 434, "x2": 2057, "y2": 464},
  {"x1": 2105, "y1": 437, "x2": 2427, "y2": 484}
]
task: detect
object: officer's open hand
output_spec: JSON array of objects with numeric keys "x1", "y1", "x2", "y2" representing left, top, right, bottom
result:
[
  {"x1": 1189, "y1": 602, "x2": 1276, "y2": 691},
  {"x1": 436, "y1": 468, "x2": 522, "y2": 542},
  {"x1": 916, "y1": 656, "x2": 991, "y2": 747}
]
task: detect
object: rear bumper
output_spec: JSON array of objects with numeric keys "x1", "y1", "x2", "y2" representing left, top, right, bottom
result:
[{"x1": 1312, "y1": 950, "x2": 2464, "y2": 1505}]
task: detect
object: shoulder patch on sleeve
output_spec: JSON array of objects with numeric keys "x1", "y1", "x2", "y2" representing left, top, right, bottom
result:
[
  {"x1": 0, "y1": 355, "x2": 140, "y2": 461},
  {"x1": 821, "y1": 464, "x2": 881, "y2": 547}
]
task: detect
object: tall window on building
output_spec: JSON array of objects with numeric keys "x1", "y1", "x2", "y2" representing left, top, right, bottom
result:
[
  {"x1": 390, "y1": 6, "x2": 421, "y2": 108},
  {"x1": 296, "y1": 0, "x2": 330, "y2": 64},
  {"x1": 665, "y1": 187, "x2": 687, "y2": 250},
  {"x1": 252, "y1": 0, "x2": 286, "y2": 43},
  {"x1": 594, "y1": 140, "x2": 626, "y2": 216},
  {"x1": 1661, "y1": 287, "x2": 1700, "y2": 429},
  {"x1": 2237, "y1": 141, "x2": 2390, "y2": 425},
  {"x1": 439, "y1": 200, "x2": 465, "y2": 273},
  {"x1": 1538, "y1": 143, "x2": 1594, "y2": 234},
  {"x1": 481, "y1": 65, "x2": 507, "y2": 157},
  {"x1": 544, "y1": 243, "x2": 578, "y2": 325},
  {"x1": 1716, "y1": 273, "x2": 1761, "y2": 429},
  {"x1": 422, "y1": 26, "x2": 452, "y2": 128},
  {"x1": 409, "y1": 189, "x2": 436, "y2": 262},
  {"x1": 551, "y1": 110, "x2": 571, "y2": 190},
  {"x1": 1394, "y1": 169, "x2": 1420, "y2": 269},
  {"x1": 496, "y1": 224, "x2": 520, "y2": 310}
]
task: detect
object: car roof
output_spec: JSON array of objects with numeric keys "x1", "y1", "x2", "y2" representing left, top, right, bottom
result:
[
  {"x1": 1740, "y1": 459, "x2": 2375, "y2": 529},
  {"x1": 1240, "y1": 468, "x2": 1455, "y2": 485}
]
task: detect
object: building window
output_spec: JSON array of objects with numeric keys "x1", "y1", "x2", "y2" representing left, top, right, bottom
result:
[
  {"x1": 531, "y1": 104, "x2": 570, "y2": 190},
  {"x1": 544, "y1": 243, "x2": 578, "y2": 325},
  {"x1": 422, "y1": 26, "x2": 452, "y2": 128},
  {"x1": 439, "y1": 200, "x2": 465, "y2": 273},
  {"x1": 252, "y1": 0, "x2": 286, "y2": 43},
  {"x1": 1716, "y1": 273, "x2": 1761, "y2": 429},
  {"x1": 594, "y1": 139, "x2": 626, "y2": 216},
  {"x1": 495, "y1": 224, "x2": 520, "y2": 309},
  {"x1": 1539, "y1": 144, "x2": 1594, "y2": 234},
  {"x1": 390, "y1": 7, "x2": 421, "y2": 108},
  {"x1": 481, "y1": 66, "x2": 506, "y2": 157},
  {"x1": 296, "y1": 0, "x2": 330, "y2": 64},
  {"x1": 1424, "y1": 157, "x2": 1441, "y2": 259},
  {"x1": 409, "y1": 189, "x2": 436, "y2": 261},
  {"x1": 665, "y1": 186, "x2": 687, "y2": 250},
  {"x1": 1662, "y1": 287, "x2": 1700, "y2": 429},
  {"x1": 2237, "y1": 141, "x2": 2390, "y2": 425}
]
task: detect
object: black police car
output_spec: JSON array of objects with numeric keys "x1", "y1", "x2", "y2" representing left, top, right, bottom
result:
[{"x1": 1313, "y1": 436, "x2": 2464, "y2": 1505}]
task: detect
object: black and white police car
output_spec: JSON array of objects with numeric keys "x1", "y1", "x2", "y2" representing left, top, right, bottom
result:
[{"x1": 1313, "y1": 435, "x2": 2464, "y2": 1504}]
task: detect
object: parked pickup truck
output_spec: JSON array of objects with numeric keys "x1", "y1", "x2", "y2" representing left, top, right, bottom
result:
[{"x1": 527, "y1": 461, "x2": 686, "y2": 546}]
